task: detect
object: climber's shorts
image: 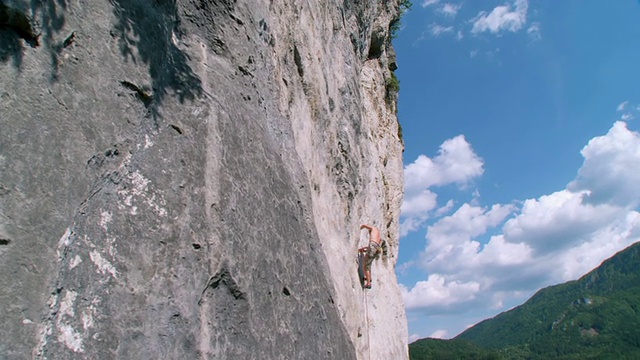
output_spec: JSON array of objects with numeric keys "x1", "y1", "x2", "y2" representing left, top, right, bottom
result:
[{"x1": 364, "y1": 242, "x2": 381, "y2": 270}]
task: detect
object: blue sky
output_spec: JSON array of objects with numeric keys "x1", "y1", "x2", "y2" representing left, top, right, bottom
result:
[{"x1": 393, "y1": 0, "x2": 640, "y2": 341}]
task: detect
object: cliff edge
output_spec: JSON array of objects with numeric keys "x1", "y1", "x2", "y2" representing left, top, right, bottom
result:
[{"x1": 0, "y1": 0, "x2": 407, "y2": 358}]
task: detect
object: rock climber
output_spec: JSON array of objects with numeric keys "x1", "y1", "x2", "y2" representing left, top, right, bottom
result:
[{"x1": 358, "y1": 224, "x2": 384, "y2": 289}]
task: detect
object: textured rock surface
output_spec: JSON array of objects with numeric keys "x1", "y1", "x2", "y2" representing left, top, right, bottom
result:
[{"x1": 0, "y1": 0, "x2": 406, "y2": 358}]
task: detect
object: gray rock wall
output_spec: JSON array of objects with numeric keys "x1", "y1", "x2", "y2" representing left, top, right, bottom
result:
[{"x1": 0, "y1": 0, "x2": 407, "y2": 358}]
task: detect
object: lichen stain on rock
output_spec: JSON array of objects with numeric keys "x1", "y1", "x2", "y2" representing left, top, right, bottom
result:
[
  {"x1": 89, "y1": 251, "x2": 118, "y2": 279},
  {"x1": 144, "y1": 134, "x2": 154, "y2": 149},
  {"x1": 56, "y1": 228, "x2": 73, "y2": 258},
  {"x1": 59, "y1": 290, "x2": 77, "y2": 319},
  {"x1": 81, "y1": 300, "x2": 99, "y2": 331},
  {"x1": 69, "y1": 255, "x2": 82, "y2": 269},
  {"x1": 57, "y1": 324, "x2": 83, "y2": 353},
  {"x1": 117, "y1": 170, "x2": 168, "y2": 217},
  {"x1": 129, "y1": 171, "x2": 150, "y2": 197},
  {"x1": 56, "y1": 290, "x2": 84, "y2": 353},
  {"x1": 99, "y1": 210, "x2": 112, "y2": 232}
]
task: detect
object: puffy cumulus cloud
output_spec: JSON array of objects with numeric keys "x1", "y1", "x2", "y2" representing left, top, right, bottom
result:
[
  {"x1": 401, "y1": 274, "x2": 481, "y2": 312},
  {"x1": 402, "y1": 189, "x2": 438, "y2": 216},
  {"x1": 471, "y1": 0, "x2": 528, "y2": 34},
  {"x1": 479, "y1": 235, "x2": 533, "y2": 268},
  {"x1": 423, "y1": 204, "x2": 518, "y2": 277},
  {"x1": 405, "y1": 210, "x2": 633, "y2": 312},
  {"x1": 400, "y1": 190, "x2": 438, "y2": 236},
  {"x1": 403, "y1": 199, "x2": 639, "y2": 313},
  {"x1": 552, "y1": 210, "x2": 640, "y2": 281},
  {"x1": 401, "y1": 122, "x2": 640, "y2": 315},
  {"x1": 425, "y1": 203, "x2": 513, "y2": 251},
  {"x1": 401, "y1": 135, "x2": 484, "y2": 237},
  {"x1": 401, "y1": 198, "x2": 458, "y2": 237},
  {"x1": 569, "y1": 121, "x2": 640, "y2": 207},
  {"x1": 404, "y1": 135, "x2": 484, "y2": 194},
  {"x1": 495, "y1": 209, "x2": 640, "y2": 295},
  {"x1": 401, "y1": 201, "x2": 637, "y2": 312},
  {"x1": 502, "y1": 190, "x2": 622, "y2": 254},
  {"x1": 401, "y1": 204, "x2": 516, "y2": 311}
]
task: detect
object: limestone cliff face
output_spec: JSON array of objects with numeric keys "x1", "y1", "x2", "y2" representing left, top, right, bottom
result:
[{"x1": 0, "y1": 1, "x2": 406, "y2": 359}]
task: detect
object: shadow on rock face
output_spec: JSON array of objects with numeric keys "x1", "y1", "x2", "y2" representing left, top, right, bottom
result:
[
  {"x1": 110, "y1": 0, "x2": 204, "y2": 119},
  {"x1": 0, "y1": 0, "x2": 204, "y2": 118},
  {"x1": 0, "y1": 0, "x2": 66, "y2": 74},
  {"x1": 0, "y1": 1, "x2": 41, "y2": 69},
  {"x1": 0, "y1": 28, "x2": 24, "y2": 68}
]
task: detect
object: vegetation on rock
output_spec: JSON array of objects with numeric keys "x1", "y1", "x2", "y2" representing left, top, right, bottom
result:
[{"x1": 391, "y1": 0, "x2": 412, "y2": 39}]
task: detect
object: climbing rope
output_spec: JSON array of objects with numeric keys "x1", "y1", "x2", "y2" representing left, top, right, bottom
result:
[{"x1": 363, "y1": 287, "x2": 371, "y2": 360}]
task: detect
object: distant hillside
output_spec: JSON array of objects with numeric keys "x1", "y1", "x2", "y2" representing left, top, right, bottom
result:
[
  {"x1": 410, "y1": 241, "x2": 640, "y2": 360},
  {"x1": 409, "y1": 338, "x2": 501, "y2": 360}
]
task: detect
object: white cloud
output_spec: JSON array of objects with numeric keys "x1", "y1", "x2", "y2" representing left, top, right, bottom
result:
[
  {"x1": 402, "y1": 274, "x2": 481, "y2": 311},
  {"x1": 435, "y1": 199, "x2": 455, "y2": 217},
  {"x1": 417, "y1": 203, "x2": 516, "y2": 287},
  {"x1": 502, "y1": 190, "x2": 622, "y2": 254},
  {"x1": 430, "y1": 329, "x2": 449, "y2": 339},
  {"x1": 617, "y1": 101, "x2": 629, "y2": 112},
  {"x1": 425, "y1": 203, "x2": 514, "y2": 252},
  {"x1": 615, "y1": 101, "x2": 637, "y2": 121},
  {"x1": 401, "y1": 217, "x2": 426, "y2": 237},
  {"x1": 554, "y1": 210, "x2": 640, "y2": 281},
  {"x1": 422, "y1": 0, "x2": 440, "y2": 7},
  {"x1": 401, "y1": 121, "x2": 640, "y2": 318},
  {"x1": 402, "y1": 190, "x2": 438, "y2": 216},
  {"x1": 569, "y1": 121, "x2": 640, "y2": 207},
  {"x1": 527, "y1": 22, "x2": 541, "y2": 40},
  {"x1": 430, "y1": 23, "x2": 454, "y2": 37},
  {"x1": 400, "y1": 190, "x2": 438, "y2": 237},
  {"x1": 404, "y1": 135, "x2": 484, "y2": 194},
  {"x1": 471, "y1": 0, "x2": 529, "y2": 34},
  {"x1": 401, "y1": 135, "x2": 484, "y2": 237},
  {"x1": 480, "y1": 235, "x2": 532, "y2": 267},
  {"x1": 439, "y1": 3, "x2": 462, "y2": 17}
]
